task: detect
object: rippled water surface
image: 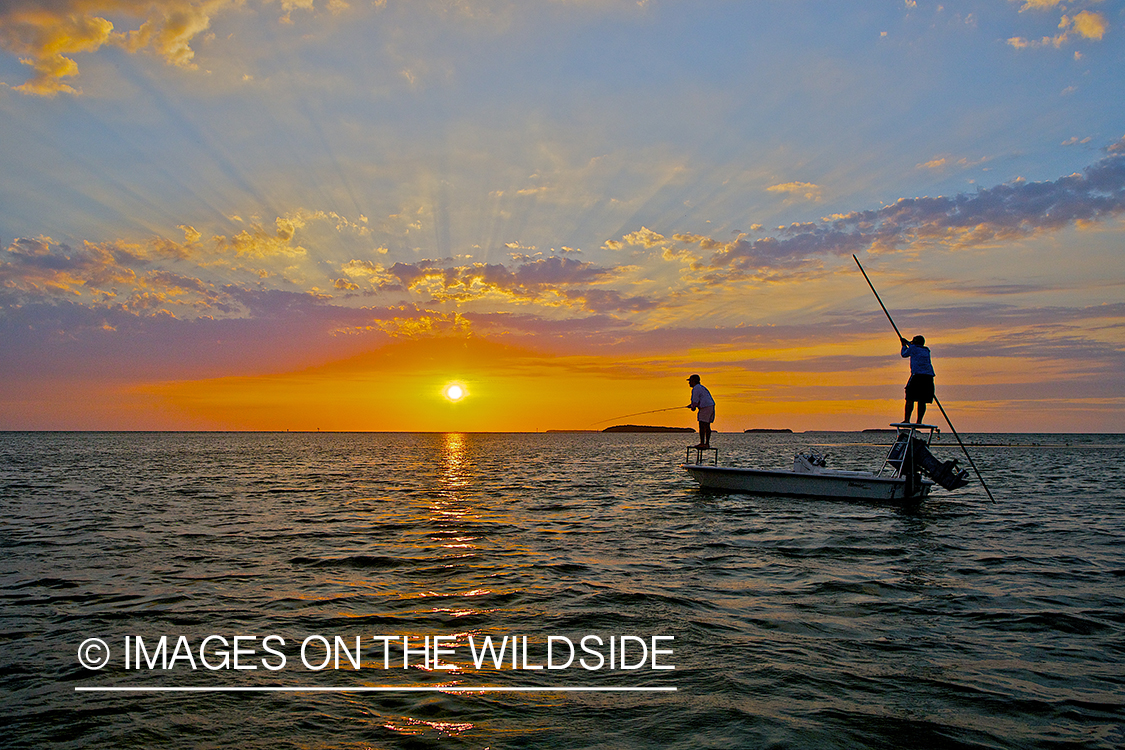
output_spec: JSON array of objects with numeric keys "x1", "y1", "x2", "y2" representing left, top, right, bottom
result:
[{"x1": 2, "y1": 431, "x2": 1123, "y2": 749}]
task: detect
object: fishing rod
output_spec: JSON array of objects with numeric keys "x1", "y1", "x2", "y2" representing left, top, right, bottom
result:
[
  {"x1": 852, "y1": 254, "x2": 996, "y2": 503},
  {"x1": 587, "y1": 406, "x2": 688, "y2": 428}
]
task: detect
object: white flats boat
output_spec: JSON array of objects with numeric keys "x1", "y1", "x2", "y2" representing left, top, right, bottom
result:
[{"x1": 682, "y1": 423, "x2": 969, "y2": 504}]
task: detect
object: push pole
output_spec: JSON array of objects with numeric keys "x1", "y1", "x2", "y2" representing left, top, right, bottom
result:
[
  {"x1": 852, "y1": 255, "x2": 996, "y2": 503},
  {"x1": 854, "y1": 254, "x2": 904, "y2": 341}
]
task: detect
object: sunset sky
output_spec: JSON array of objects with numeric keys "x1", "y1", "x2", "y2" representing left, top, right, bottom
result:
[{"x1": 1, "y1": 0, "x2": 1123, "y2": 432}]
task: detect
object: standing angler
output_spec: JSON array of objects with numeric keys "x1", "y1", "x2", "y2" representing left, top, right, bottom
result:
[
  {"x1": 901, "y1": 335, "x2": 935, "y2": 424},
  {"x1": 686, "y1": 374, "x2": 715, "y2": 448}
]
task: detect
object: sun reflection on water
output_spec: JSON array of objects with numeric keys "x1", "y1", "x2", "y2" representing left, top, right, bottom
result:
[
  {"x1": 432, "y1": 433, "x2": 483, "y2": 563},
  {"x1": 439, "y1": 432, "x2": 470, "y2": 494}
]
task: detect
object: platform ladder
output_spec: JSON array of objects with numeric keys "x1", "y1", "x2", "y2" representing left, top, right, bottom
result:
[
  {"x1": 685, "y1": 445, "x2": 719, "y2": 466},
  {"x1": 878, "y1": 423, "x2": 939, "y2": 479}
]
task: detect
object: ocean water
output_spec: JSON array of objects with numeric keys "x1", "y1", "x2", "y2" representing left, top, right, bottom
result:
[{"x1": 1, "y1": 431, "x2": 1123, "y2": 749}]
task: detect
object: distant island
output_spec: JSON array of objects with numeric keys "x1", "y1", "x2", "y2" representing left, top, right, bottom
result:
[
  {"x1": 601, "y1": 425, "x2": 695, "y2": 433},
  {"x1": 744, "y1": 428, "x2": 793, "y2": 433}
]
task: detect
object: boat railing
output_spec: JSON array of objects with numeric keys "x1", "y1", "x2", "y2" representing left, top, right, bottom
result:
[
  {"x1": 685, "y1": 446, "x2": 719, "y2": 466},
  {"x1": 878, "y1": 423, "x2": 940, "y2": 478}
]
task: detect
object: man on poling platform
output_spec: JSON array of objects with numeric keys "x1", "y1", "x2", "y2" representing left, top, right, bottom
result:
[{"x1": 900, "y1": 334, "x2": 935, "y2": 424}]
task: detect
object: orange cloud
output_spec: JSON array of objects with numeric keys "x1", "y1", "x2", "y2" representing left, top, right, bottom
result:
[
  {"x1": 0, "y1": 208, "x2": 375, "y2": 316},
  {"x1": 602, "y1": 226, "x2": 669, "y2": 251},
  {"x1": 915, "y1": 155, "x2": 989, "y2": 172},
  {"x1": 1015, "y1": 0, "x2": 1065, "y2": 10},
  {"x1": 0, "y1": 0, "x2": 237, "y2": 95},
  {"x1": 1070, "y1": 10, "x2": 1108, "y2": 40},
  {"x1": 375, "y1": 256, "x2": 645, "y2": 313},
  {"x1": 766, "y1": 181, "x2": 823, "y2": 202},
  {"x1": 1006, "y1": 4, "x2": 1108, "y2": 50}
]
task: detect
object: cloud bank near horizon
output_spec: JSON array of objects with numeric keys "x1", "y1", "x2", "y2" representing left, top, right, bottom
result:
[
  {"x1": 4, "y1": 139, "x2": 1122, "y2": 317},
  {"x1": 3, "y1": 139, "x2": 1124, "y2": 389}
]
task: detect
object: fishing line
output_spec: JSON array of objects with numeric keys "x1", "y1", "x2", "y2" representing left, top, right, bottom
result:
[
  {"x1": 853, "y1": 254, "x2": 996, "y2": 503},
  {"x1": 587, "y1": 406, "x2": 687, "y2": 428}
]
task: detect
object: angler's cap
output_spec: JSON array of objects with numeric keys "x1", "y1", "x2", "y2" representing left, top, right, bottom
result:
[
  {"x1": 687, "y1": 374, "x2": 701, "y2": 384},
  {"x1": 911, "y1": 335, "x2": 926, "y2": 346}
]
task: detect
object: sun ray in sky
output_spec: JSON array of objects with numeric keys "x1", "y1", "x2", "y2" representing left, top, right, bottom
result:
[{"x1": 1, "y1": 0, "x2": 1123, "y2": 432}]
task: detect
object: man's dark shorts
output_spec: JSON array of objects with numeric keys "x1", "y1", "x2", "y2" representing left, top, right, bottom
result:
[{"x1": 905, "y1": 374, "x2": 935, "y2": 403}]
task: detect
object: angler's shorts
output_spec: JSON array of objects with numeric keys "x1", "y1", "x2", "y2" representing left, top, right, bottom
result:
[{"x1": 696, "y1": 406, "x2": 715, "y2": 423}]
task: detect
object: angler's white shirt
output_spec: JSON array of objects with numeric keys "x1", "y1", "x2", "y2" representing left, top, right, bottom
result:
[{"x1": 690, "y1": 383, "x2": 715, "y2": 409}]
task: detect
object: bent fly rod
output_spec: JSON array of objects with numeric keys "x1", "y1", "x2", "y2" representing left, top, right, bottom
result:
[
  {"x1": 853, "y1": 254, "x2": 996, "y2": 503},
  {"x1": 587, "y1": 406, "x2": 688, "y2": 428}
]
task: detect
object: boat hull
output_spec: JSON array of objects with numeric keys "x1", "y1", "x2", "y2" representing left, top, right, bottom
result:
[{"x1": 682, "y1": 464, "x2": 931, "y2": 503}]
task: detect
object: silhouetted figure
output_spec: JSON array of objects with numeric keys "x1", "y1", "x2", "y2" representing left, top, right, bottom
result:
[{"x1": 901, "y1": 335, "x2": 935, "y2": 424}]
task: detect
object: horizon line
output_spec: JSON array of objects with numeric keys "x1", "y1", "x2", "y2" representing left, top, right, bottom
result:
[
  {"x1": 75, "y1": 685, "x2": 678, "y2": 693},
  {"x1": 4, "y1": 429, "x2": 1123, "y2": 435}
]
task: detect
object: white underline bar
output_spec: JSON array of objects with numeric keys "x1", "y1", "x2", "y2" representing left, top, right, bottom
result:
[{"x1": 75, "y1": 686, "x2": 676, "y2": 693}]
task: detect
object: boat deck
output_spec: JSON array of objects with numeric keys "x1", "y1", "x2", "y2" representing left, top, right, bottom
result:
[{"x1": 681, "y1": 423, "x2": 944, "y2": 504}]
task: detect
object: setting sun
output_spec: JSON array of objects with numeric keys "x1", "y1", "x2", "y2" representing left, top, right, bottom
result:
[{"x1": 445, "y1": 384, "x2": 466, "y2": 402}]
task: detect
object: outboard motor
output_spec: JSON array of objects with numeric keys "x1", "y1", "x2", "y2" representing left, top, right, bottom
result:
[
  {"x1": 910, "y1": 438, "x2": 970, "y2": 490},
  {"x1": 793, "y1": 452, "x2": 828, "y2": 473}
]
